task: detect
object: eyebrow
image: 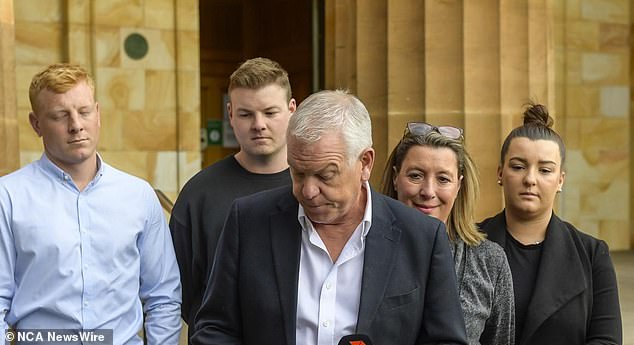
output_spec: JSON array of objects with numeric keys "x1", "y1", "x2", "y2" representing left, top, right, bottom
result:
[
  {"x1": 509, "y1": 157, "x2": 558, "y2": 165},
  {"x1": 236, "y1": 106, "x2": 281, "y2": 112},
  {"x1": 321, "y1": 163, "x2": 339, "y2": 172},
  {"x1": 292, "y1": 162, "x2": 339, "y2": 175},
  {"x1": 406, "y1": 165, "x2": 454, "y2": 174}
]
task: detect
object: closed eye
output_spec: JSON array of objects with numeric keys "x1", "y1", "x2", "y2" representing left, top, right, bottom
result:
[
  {"x1": 319, "y1": 174, "x2": 333, "y2": 182},
  {"x1": 49, "y1": 112, "x2": 69, "y2": 120},
  {"x1": 437, "y1": 176, "x2": 451, "y2": 184}
]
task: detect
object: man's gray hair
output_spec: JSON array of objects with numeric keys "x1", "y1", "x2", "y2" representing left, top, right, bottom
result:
[{"x1": 287, "y1": 89, "x2": 372, "y2": 164}]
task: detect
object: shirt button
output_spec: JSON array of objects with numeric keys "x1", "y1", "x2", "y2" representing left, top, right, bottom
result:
[
  {"x1": 326, "y1": 282, "x2": 332, "y2": 290},
  {"x1": 84, "y1": 301, "x2": 88, "y2": 307},
  {"x1": 322, "y1": 320, "x2": 329, "y2": 328}
]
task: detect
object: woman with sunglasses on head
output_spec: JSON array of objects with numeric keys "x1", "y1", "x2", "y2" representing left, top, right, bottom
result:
[
  {"x1": 381, "y1": 122, "x2": 514, "y2": 345},
  {"x1": 479, "y1": 103, "x2": 622, "y2": 345}
]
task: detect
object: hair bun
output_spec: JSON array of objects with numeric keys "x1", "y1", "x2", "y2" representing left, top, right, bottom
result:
[{"x1": 523, "y1": 102, "x2": 553, "y2": 128}]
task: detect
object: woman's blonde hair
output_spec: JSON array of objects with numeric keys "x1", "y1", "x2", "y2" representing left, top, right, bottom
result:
[{"x1": 381, "y1": 130, "x2": 484, "y2": 246}]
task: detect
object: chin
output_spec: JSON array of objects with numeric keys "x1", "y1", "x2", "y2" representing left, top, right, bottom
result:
[
  {"x1": 511, "y1": 205, "x2": 541, "y2": 217},
  {"x1": 306, "y1": 215, "x2": 331, "y2": 224},
  {"x1": 249, "y1": 149, "x2": 275, "y2": 157},
  {"x1": 306, "y1": 212, "x2": 337, "y2": 225}
]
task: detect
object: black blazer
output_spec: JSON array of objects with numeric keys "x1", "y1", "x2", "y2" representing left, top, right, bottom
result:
[
  {"x1": 479, "y1": 211, "x2": 622, "y2": 345},
  {"x1": 191, "y1": 186, "x2": 468, "y2": 345}
]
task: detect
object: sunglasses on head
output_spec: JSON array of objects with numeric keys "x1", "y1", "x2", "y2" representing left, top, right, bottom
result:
[{"x1": 405, "y1": 122, "x2": 464, "y2": 140}]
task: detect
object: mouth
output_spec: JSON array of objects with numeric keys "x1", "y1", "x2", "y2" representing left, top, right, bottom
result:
[
  {"x1": 303, "y1": 201, "x2": 335, "y2": 210},
  {"x1": 304, "y1": 203, "x2": 326, "y2": 210},
  {"x1": 519, "y1": 192, "x2": 539, "y2": 198},
  {"x1": 68, "y1": 138, "x2": 88, "y2": 144},
  {"x1": 413, "y1": 204, "x2": 438, "y2": 214}
]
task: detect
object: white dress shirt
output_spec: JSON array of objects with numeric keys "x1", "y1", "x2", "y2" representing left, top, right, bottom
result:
[{"x1": 295, "y1": 183, "x2": 372, "y2": 345}]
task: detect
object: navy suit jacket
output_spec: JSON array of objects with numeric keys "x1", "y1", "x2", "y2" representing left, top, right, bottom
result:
[
  {"x1": 191, "y1": 186, "x2": 467, "y2": 345},
  {"x1": 479, "y1": 211, "x2": 622, "y2": 345}
]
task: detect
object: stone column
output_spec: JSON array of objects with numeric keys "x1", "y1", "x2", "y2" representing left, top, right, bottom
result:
[
  {"x1": 0, "y1": 0, "x2": 19, "y2": 176},
  {"x1": 386, "y1": 0, "x2": 425, "y2": 146},
  {"x1": 464, "y1": 0, "x2": 503, "y2": 219},
  {"x1": 358, "y1": 1, "x2": 388, "y2": 180}
]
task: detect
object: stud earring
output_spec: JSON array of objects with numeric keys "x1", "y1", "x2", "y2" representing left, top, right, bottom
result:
[{"x1": 497, "y1": 179, "x2": 502, "y2": 186}]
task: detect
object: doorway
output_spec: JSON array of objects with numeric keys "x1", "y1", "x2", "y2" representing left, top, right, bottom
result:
[{"x1": 198, "y1": 0, "x2": 319, "y2": 168}]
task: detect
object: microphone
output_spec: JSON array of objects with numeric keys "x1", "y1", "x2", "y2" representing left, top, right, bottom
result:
[{"x1": 338, "y1": 334, "x2": 374, "y2": 345}]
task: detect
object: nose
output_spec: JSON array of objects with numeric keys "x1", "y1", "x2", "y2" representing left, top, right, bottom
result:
[
  {"x1": 68, "y1": 112, "x2": 83, "y2": 134},
  {"x1": 418, "y1": 179, "x2": 436, "y2": 200},
  {"x1": 251, "y1": 113, "x2": 267, "y2": 132},
  {"x1": 301, "y1": 178, "x2": 320, "y2": 200},
  {"x1": 523, "y1": 168, "x2": 537, "y2": 186}
]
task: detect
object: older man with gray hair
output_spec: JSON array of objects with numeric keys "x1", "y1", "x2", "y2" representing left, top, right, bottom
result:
[{"x1": 192, "y1": 90, "x2": 467, "y2": 345}]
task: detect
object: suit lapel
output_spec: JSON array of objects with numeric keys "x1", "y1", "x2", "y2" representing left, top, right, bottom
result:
[
  {"x1": 270, "y1": 193, "x2": 302, "y2": 345},
  {"x1": 356, "y1": 192, "x2": 401, "y2": 333},
  {"x1": 520, "y1": 215, "x2": 586, "y2": 344}
]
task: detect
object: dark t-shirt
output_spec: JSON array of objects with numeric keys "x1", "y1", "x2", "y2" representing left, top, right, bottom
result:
[
  {"x1": 169, "y1": 155, "x2": 291, "y2": 328},
  {"x1": 504, "y1": 234, "x2": 544, "y2": 344}
]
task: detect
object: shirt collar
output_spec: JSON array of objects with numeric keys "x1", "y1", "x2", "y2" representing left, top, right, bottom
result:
[
  {"x1": 297, "y1": 181, "x2": 373, "y2": 239},
  {"x1": 38, "y1": 153, "x2": 105, "y2": 187}
]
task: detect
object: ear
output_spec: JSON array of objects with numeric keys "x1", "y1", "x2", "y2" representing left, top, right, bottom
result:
[
  {"x1": 288, "y1": 98, "x2": 297, "y2": 114},
  {"x1": 457, "y1": 175, "x2": 464, "y2": 191},
  {"x1": 29, "y1": 112, "x2": 42, "y2": 137},
  {"x1": 558, "y1": 170, "x2": 566, "y2": 192},
  {"x1": 496, "y1": 165, "x2": 503, "y2": 185},
  {"x1": 360, "y1": 148, "x2": 375, "y2": 182},
  {"x1": 227, "y1": 102, "x2": 233, "y2": 121},
  {"x1": 95, "y1": 102, "x2": 101, "y2": 128}
]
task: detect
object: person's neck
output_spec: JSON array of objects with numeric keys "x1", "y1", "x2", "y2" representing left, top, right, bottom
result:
[
  {"x1": 313, "y1": 188, "x2": 368, "y2": 262},
  {"x1": 234, "y1": 150, "x2": 288, "y2": 174},
  {"x1": 48, "y1": 153, "x2": 98, "y2": 192},
  {"x1": 504, "y1": 208, "x2": 552, "y2": 245}
]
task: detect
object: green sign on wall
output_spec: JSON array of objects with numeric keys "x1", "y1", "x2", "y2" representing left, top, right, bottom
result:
[{"x1": 206, "y1": 119, "x2": 223, "y2": 146}]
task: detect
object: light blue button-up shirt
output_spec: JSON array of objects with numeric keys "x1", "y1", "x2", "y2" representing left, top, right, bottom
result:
[{"x1": 0, "y1": 154, "x2": 182, "y2": 344}]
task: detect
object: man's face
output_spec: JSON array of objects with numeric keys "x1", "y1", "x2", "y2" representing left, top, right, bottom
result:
[
  {"x1": 228, "y1": 84, "x2": 295, "y2": 160},
  {"x1": 29, "y1": 81, "x2": 101, "y2": 172},
  {"x1": 288, "y1": 132, "x2": 374, "y2": 226}
]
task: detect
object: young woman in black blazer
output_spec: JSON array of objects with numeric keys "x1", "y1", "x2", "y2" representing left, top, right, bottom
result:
[{"x1": 479, "y1": 103, "x2": 622, "y2": 345}]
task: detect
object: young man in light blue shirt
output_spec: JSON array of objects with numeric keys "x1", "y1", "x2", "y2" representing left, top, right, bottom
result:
[{"x1": 0, "y1": 63, "x2": 182, "y2": 344}]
